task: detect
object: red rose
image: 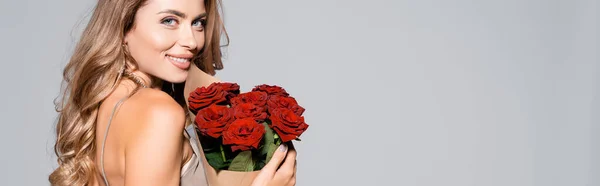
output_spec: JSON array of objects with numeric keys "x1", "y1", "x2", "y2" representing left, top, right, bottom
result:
[
  {"x1": 214, "y1": 82, "x2": 240, "y2": 99},
  {"x1": 252, "y1": 84, "x2": 289, "y2": 97},
  {"x1": 188, "y1": 84, "x2": 227, "y2": 114},
  {"x1": 195, "y1": 105, "x2": 234, "y2": 138},
  {"x1": 233, "y1": 103, "x2": 268, "y2": 121},
  {"x1": 267, "y1": 95, "x2": 305, "y2": 116},
  {"x1": 222, "y1": 118, "x2": 265, "y2": 152},
  {"x1": 269, "y1": 108, "x2": 309, "y2": 142},
  {"x1": 215, "y1": 82, "x2": 240, "y2": 93},
  {"x1": 231, "y1": 91, "x2": 268, "y2": 108}
]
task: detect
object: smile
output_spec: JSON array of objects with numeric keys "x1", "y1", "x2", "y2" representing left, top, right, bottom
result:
[
  {"x1": 167, "y1": 55, "x2": 190, "y2": 63},
  {"x1": 166, "y1": 55, "x2": 192, "y2": 70}
]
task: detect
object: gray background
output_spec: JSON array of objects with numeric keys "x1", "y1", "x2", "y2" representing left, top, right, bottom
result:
[{"x1": 0, "y1": 0, "x2": 597, "y2": 185}]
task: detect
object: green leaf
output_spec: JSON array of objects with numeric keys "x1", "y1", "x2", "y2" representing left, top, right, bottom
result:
[
  {"x1": 255, "y1": 159, "x2": 267, "y2": 170},
  {"x1": 260, "y1": 122, "x2": 275, "y2": 156},
  {"x1": 204, "y1": 151, "x2": 229, "y2": 170},
  {"x1": 259, "y1": 121, "x2": 284, "y2": 170},
  {"x1": 265, "y1": 142, "x2": 279, "y2": 165},
  {"x1": 228, "y1": 151, "x2": 255, "y2": 172}
]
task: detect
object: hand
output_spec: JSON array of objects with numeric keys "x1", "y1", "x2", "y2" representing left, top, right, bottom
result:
[{"x1": 251, "y1": 143, "x2": 297, "y2": 186}]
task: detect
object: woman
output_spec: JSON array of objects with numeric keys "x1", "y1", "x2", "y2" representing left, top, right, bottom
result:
[{"x1": 49, "y1": 0, "x2": 297, "y2": 185}]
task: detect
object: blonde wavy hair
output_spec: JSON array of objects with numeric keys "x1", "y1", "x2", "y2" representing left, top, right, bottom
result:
[{"x1": 49, "y1": 0, "x2": 228, "y2": 185}]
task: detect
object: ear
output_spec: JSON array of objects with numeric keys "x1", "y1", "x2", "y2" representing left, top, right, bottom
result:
[
  {"x1": 123, "y1": 35, "x2": 129, "y2": 45},
  {"x1": 123, "y1": 30, "x2": 133, "y2": 45}
]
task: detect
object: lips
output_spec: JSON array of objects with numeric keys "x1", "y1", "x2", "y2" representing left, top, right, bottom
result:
[{"x1": 167, "y1": 55, "x2": 191, "y2": 70}]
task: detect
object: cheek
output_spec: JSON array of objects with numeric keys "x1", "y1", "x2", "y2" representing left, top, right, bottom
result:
[
  {"x1": 149, "y1": 29, "x2": 178, "y2": 50},
  {"x1": 144, "y1": 29, "x2": 177, "y2": 56},
  {"x1": 195, "y1": 32, "x2": 206, "y2": 49},
  {"x1": 129, "y1": 29, "x2": 176, "y2": 64}
]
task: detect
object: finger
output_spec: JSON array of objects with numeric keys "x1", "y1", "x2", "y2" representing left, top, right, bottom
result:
[
  {"x1": 261, "y1": 143, "x2": 288, "y2": 173},
  {"x1": 274, "y1": 143, "x2": 296, "y2": 179},
  {"x1": 291, "y1": 158, "x2": 297, "y2": 186},
  {"x1": 281, "y1": 143, "x2": 297, "y2": 171},
  {"x1": 290, "y1": 143, "x2": 297, "y2": 177},
  {"x1": 290, "y1": 160, "x2": 298, "y2": 179}
]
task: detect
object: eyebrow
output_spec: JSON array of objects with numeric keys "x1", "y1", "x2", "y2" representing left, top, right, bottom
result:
[{"x1": 157, "y1": 9, "x2": 207, "y2": 20}]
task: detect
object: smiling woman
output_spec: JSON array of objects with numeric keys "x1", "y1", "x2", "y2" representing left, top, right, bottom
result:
[{"x1": 49, "y1": 0, "x2": 297, "y2": 186}]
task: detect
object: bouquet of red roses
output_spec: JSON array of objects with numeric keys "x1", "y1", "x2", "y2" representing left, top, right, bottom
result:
[{"x1": 188, "y1": 82, "x2": 309, "y2": 171}]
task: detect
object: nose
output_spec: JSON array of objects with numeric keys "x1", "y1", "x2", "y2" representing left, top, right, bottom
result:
[{"x1": 178, "y1": 27, "x2": 198, "y2": 50}]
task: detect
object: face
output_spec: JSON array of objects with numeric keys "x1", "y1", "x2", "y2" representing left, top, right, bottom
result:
[{"x1": 124, "y1": 0, "x2": 206, "y2": 83}]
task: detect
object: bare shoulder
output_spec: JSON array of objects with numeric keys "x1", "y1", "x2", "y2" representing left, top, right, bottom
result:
[
  {"x1": 127, "y1": 88, "x2": 186, "y2": 129},
  {"x1": 122, "y1": 88, "x2": 187, "y2": 142},
  {"x1": 121, "y1": 88, "x2": 186, "y2": 185}
]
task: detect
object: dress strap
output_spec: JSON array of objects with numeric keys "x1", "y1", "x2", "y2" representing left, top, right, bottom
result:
[
  {"x1": 100, "y1": 94, "x2": 133, "y2": 186},
  {"x1": 184, "y1": 124, "x2": 209, "y2": 183},
  {"x1": 184, "y1": 124, "x2": 202, "y2": 156}
]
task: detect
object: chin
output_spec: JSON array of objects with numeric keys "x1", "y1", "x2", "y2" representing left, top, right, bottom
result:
[{"x1": 162, "y1": 71, "x2": 189, "y2": 84}]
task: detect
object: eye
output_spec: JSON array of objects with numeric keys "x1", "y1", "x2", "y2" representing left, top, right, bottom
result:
[
  {"x1": 192, "y1": 19, "x2": 206, "y2": 29},
  {"x1": 161, "y1": 17, "x2": 178, "y2": 26}
]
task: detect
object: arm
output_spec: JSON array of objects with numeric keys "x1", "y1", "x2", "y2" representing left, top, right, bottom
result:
[{"x1": 124, "y1": 93, "x2": 186, "y2": 186}]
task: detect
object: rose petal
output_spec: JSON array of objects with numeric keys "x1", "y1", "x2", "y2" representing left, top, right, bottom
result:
[
  {"x1": 269, "y1": 108, "x2": 309, "y2": 142},
  {"x1": 222, "y1": 118, "x2": 265, "y2": 152}
]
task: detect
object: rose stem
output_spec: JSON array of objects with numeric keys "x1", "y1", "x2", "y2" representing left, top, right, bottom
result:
[{"x1": 219, "y1": 144, "x2": 226, "y2": 162}]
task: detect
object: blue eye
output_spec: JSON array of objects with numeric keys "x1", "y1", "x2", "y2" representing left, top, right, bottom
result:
[{"x1": 161, "y1": 18, "x2": 177, "y2": 26}]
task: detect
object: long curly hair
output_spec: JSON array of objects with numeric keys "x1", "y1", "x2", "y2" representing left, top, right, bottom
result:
[{"x1": 49, "y1": 0, "x2": 228, "y2": 185}]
